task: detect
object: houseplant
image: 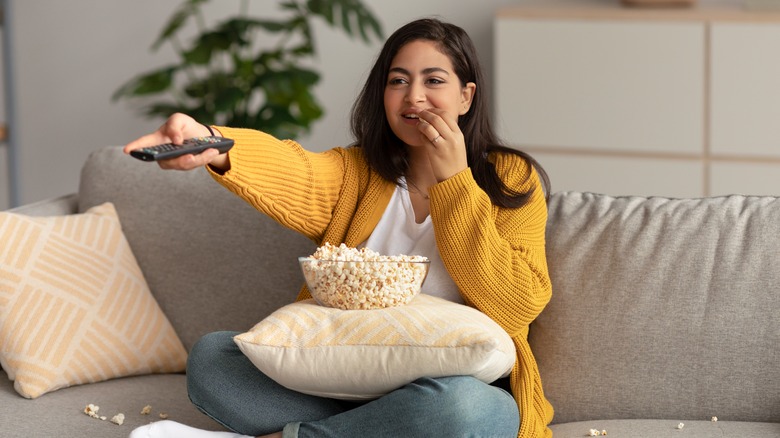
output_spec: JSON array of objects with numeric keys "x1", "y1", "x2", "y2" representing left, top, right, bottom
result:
[{"x1": 113, "y1": 0, "x2": 382, "y2": 139}]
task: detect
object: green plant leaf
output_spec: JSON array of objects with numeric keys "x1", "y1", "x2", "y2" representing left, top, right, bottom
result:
[
  {"x1": 183, "y1": 30, "x2": 235, "y2": 65},
  {"x1": 340, "y1": 4, "x2": 353, "y2": 37},
  {"x1": 214, "y1": 87, "x2": 245, "y2": 113},
  {"x1": 279, "y1": 0, "x2": 302, "y2": 12},
  {"x1": 232, "y1": 54, "x2": 256, "y2": 81},
  {"x1": 289, "y1": 66, "x2": 320, "y2": 86},
  {"x1": 290, "y1": 43, "x2": 314, "y2": 56},
  {"x1": 223, "y1": 17, "x2": 292, "y2": 36},
  {"x1": 263, "y1": 73, "x2": 295, "y2": 104},
  {"x1": 112, "y1": 66, "x2": 178, "y2": 100},
  {"x1": 184, "y1": 106, "x2": 217, "y2": 125},
  {"x1": 255, "y1": 49, "x2": 284, "y2": 67},
  {"x1": 295, "y1": 88, "x2": 324, "y2": 120},
  {"x1": 152, "y1": 0, "x2": 209, "y2": 50},
  {"x1": 358, "y1": 8, "x2": 382, "y2": 43},
  {"x1": 308, "y1": 0, "x2": 334, "y2": 25},
  {"x1": 305, "y1": 0, "x2": 382, "y2": 43},
  {"x1": 183, "y1": 79, "x2": 210, "y2": 100},
  {"x1": 258, "y1": 104, "x2": 307, "y2": 138}
]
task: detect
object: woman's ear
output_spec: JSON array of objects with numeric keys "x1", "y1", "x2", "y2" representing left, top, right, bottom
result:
[{"x1": 459, "y1": 82, "x2": 477, "y2": 115}]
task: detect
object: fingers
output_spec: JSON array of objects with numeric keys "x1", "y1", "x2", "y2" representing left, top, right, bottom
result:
[
  {"x1": 123, "y1": 131, "x2": 170, "y2": 155},
  {"x1": 414, "y1": 108, "x2": 468, "y2": 181},
  {"x1": 416, "y1": 108, "x2": 457, "y2": 145},
  {"x1": 421, "y1": 107, "x2": 459, "y2": 131},
  {"x1": 123, "y1": 113, "x2": 202, "y2": 154},
  {"x1": 158, "y1": 148, "x2": 221, "y2": 171}
]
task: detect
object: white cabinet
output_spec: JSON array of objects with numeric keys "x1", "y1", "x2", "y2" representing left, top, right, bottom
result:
[
  {"x1": 710, "y1": 23, "x2": 780, "y2": 157},
  {"x1": 496, "y1": 19, "x2": 704, "y2": 155},
  {"x1": 495, "y1": 0, "x2": 780, "y2": 197}
]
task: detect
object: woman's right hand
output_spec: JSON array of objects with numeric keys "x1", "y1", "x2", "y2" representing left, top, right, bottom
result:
[{"x1": 123, "y1": 113, "x2": 229, "y2": 171}]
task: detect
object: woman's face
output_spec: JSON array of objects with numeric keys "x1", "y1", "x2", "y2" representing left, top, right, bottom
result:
[{"x1": 383, "y1": 40, "x2": 475, "y2": 147}]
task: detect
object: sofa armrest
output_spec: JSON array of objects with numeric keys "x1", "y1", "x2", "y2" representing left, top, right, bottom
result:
[{"x1": 6, "y1": 193, "x2": 79, "y2": 216}]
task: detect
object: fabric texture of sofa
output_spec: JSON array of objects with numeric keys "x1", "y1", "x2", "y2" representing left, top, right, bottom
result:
[{"x1": 2, "y1": 145, "x2": 778, "y2": 437}]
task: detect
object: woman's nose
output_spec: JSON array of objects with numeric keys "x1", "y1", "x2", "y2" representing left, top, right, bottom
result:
[{"x1": 405, "y1": 81, "x2": 426, "y2": 104}]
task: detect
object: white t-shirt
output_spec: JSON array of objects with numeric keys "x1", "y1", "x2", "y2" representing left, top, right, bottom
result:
[{"x1": 362, "y1": 180, "x2": 463, "y2": 304}]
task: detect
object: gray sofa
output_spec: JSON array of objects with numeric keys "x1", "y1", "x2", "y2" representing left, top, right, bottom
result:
[{"x1": 3, "y1": 145, "x2": 779, "y2": 438}]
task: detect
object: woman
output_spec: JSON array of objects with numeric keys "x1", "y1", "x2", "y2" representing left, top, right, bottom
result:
[{"x1": 126, "y1": 17, "x2": 553, "y2": 438}]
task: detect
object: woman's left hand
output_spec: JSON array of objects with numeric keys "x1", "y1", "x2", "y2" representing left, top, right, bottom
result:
[{"x1": 416, "y1": 108, "x2": 468, "y2": 182}]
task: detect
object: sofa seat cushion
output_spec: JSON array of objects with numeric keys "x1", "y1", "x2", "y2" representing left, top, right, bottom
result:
[
  {"x1": 536, "y1": 192, "x2": 780, "y2": 424},
  {"x1": 550, "y1": 419, "x2": 780, "y2": 438},
  {"x1": 0, "y1": 372, "x2": 225, "y2": 438}
]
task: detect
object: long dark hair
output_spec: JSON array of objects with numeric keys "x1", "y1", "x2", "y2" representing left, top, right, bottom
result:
[{"x1": 350, "y1": 18, "x2": 550, "y2": 207}]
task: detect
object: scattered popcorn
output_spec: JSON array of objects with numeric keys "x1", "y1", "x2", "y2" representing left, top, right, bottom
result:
[
  {"x1": 676, "y1": 422, "x2": 685, "y2": 430},
  {"x1": 83, "y1": 404, "x2": 100, "y2": 419},
  {"x1": 588, "y1": 429, "x2": 600, "y2": 437},
  {"x1": 110, "y1": 413, "x2": 125, "y2": 426},
  {"x1": 159, "y1": 412, "x2": 169, "y2": 419},
  {"x1": 711, "y1": 416, "x2": 718, "y2": 422},
  {"x1": 85, "y1": 402, "x2": 152, "y2": 426},
  {"x1": 601, "y1": 431, "x2": 607, "y2": 436},
  {"x1": 301, "y1": 243, "x2": 429, "y2": 310}
]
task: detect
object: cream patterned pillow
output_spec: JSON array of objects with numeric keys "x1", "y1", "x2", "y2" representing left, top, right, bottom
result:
[
  {"x1": 234, "y1": 294, "x2": 516, "y2": 400},
  {"x1": 0, "y1": 203, "x2": 187, "y2": 399}
]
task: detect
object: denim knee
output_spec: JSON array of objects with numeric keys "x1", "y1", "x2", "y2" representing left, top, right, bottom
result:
[
  {"x1": 187, "y1": 331, "x2": 237, "y2": 382},
  {"x1": 412, "y1": 376, "x2": 520, "y2": 437},
  {"x1": 188, "y1": 331, "x2": 238, "y2": 365}
]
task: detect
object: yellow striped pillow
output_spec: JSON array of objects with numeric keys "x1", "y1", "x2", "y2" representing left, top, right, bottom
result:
[
  {"x1": 0, "y1": 203, "x2": 187, "y2": 399},
  {"x1": 234, "y1": 294, "x2": 516, "y2": 400}
]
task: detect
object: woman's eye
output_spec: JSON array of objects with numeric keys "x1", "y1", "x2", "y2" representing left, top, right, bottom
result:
[
  {"x1": 427, "y1": 78, "x2": 445, "y2": 85},
  {"x1": 388, "y1": 77, "x2": 407, "y2": 85}
]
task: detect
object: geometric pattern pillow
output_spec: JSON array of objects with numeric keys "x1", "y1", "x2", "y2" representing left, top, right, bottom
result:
[
  {"x1": 234, "y1": 294, "x2": 516, "y2": 400},
  {"x1": 0, "y1": 203, "x2": 187, "y2": 399}
]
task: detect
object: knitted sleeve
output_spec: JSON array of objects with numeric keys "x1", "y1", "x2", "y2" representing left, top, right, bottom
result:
[
  {"x1": 205, "y1": 126, "x2": 347, "y2": 242},
  {"x1": 428, "y1": 153, "x2": 551, "y2": 337}
]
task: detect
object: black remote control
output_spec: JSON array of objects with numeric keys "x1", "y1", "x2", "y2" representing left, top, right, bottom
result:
[{"x1": 130, "y1": 136, "x2": 234, "y2": 162}]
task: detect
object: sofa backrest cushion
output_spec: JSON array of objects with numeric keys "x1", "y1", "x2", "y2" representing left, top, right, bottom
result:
[
  {"x1": 78, "y1": 146, "x2": 315, "y2": 351},
  {"x1": 534, "y1": 191, "x2": 780, "y2": 424}
]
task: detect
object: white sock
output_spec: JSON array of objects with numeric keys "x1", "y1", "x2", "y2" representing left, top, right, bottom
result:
[{"x1": 128, "y1": 420, "x2": 253, "y2": 438}]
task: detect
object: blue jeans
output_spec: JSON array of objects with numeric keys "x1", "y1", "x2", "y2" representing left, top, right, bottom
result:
[{"x1": 187, "y1": 331, "x2": 520, "y2": 438}]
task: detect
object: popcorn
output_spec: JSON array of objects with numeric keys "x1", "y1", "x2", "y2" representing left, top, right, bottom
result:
[
  {"x1": 588, "y1": 430, "x2": 600, "y2": 437},
  {"x1": 676, "y1": 422, "x2": 685, "y2": 430},
  {"x1": 159, "y1": 412, "x2": 169, "y2": 419},
  {"x1": 83, "y1": 404, "x2": 100, "y2": 419},
  {"x1": 711, "y1": 416, "x2": 718, "y2": 422},
  {"x1": 301, "y1": 243, "x2": 429, "y2": 310},
  {"x1": 141, "y1": 404, "x2": 152, "y2": 415},
  {"x1": 84, "y1": 403, "x2": 125, "y2": 426}
]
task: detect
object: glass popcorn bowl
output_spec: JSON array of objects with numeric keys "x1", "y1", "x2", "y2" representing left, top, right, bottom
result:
[{"x1": 298, "y1": 257, "x2": 430, "y2": 310}]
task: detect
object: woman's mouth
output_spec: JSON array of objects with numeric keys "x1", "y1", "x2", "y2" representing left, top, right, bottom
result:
[{"x1": 402, "y1": 113, "x2": 420, "y2": 125}]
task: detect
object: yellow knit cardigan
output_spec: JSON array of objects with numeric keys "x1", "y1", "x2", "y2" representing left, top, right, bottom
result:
[{"x1": 209, "y1": 127, "x2": 554, "y2": 438}]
